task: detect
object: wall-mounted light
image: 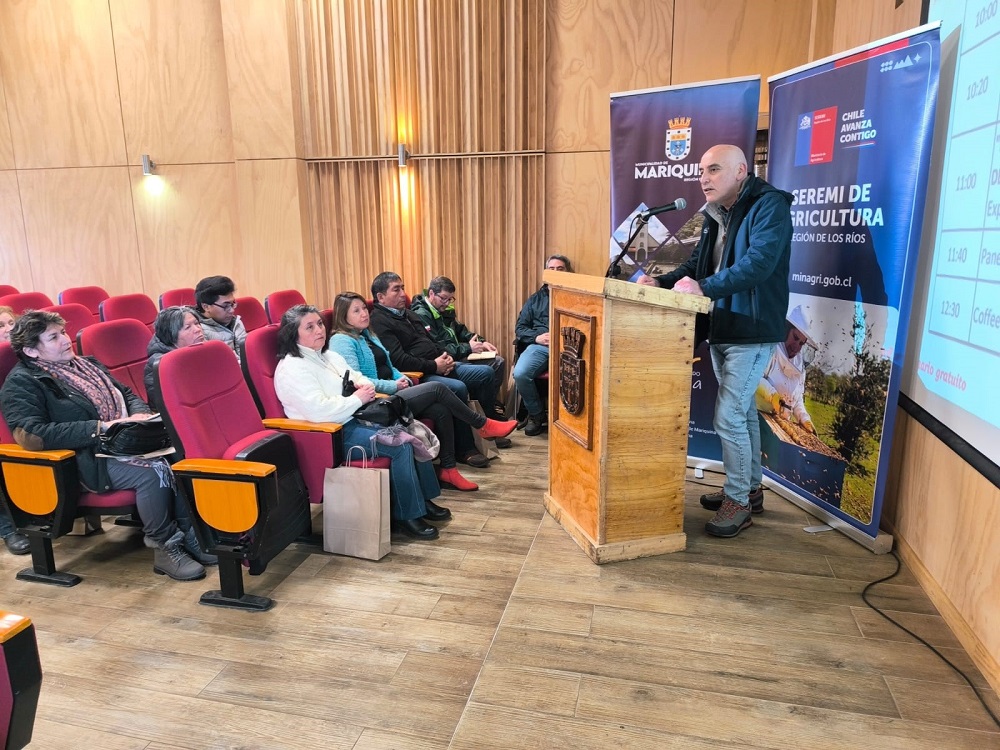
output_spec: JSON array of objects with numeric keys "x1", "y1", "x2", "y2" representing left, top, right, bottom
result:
[
  {"x1": 398, "y1": 143, "x2": 409, "y2": 168},
  {"x1": 141, "y1": 154, "x2": 156, "y2": 176}
]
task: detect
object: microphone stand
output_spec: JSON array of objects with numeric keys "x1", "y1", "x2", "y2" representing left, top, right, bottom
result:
[{"x1": 606, "y1": 214, "x2": 648, "y2": 278}]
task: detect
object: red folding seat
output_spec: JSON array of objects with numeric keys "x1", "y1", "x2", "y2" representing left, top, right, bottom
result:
[
  {"x1": 154, "y1": 340, "x2": 311, "y2": 610},
  {"x1": 0, "y1": 343, "x2": 137, "y2": 587},
  {"x1": 99, "y1": 293, "x2": 158, "y2": 332},
  {"x1": 264, "y1": 289, "x2": 306, "y2": 324},
  {"x1": 159, "y1": 287, "x2": 196, "y2": 310},
  {"x1": 0, "y1": 293, "x2": 54, "y2": 314},
  {"x1": 57, "y1": 286, "x2": 109, "y2": 323},
  {"x1": 235, "y1": 296, "x2": 268, "y2": 332},
  {"x1": 76, "y1": 319, "x2": 152, "y2": 402},
  {"x1": 41, "y1": 304, "x2": 96, "y2": 354}
]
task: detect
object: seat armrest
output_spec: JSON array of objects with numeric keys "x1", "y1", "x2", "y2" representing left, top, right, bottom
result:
[
  {"x1": 173, "y1": 458, "x2": 275, "y2": 478},
  {"x1": 262, "y1": 418, "x2": 342, "y2": 434},
  {"x1": 0, "y1": 445, "x2": 75, "y2": 462},
  {"x1": 402, "y1": 371, "x2": 422, "y2": 380}
]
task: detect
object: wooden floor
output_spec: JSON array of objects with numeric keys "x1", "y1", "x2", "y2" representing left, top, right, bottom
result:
[{"x1": 2, "y1": 435, "x2": 998, "y2": 750}]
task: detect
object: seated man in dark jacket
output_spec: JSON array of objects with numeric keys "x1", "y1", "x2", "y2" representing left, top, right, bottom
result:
[
  {"x1": 410, "y1": 275, "x2": 506, "y2": 419},
  {"x1": 369, "y1": 272, "x2": 496, "y2": 466},
  {"x1": 513, "y1": 254, "x2": 572, "y2": 436}
]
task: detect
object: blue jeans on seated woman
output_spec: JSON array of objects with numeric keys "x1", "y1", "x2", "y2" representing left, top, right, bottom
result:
[{"x1": 340, "y1": 419, "x2": 441, "y2": 521}]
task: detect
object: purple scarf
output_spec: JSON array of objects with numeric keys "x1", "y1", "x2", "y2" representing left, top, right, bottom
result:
[{"x1": 33, "y1": 357, "x2": 126, "y2": 421}]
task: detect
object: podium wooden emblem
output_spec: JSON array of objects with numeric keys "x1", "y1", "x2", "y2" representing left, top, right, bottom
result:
[{"x1": 559, "y1": 327, "x2": 586, "y2": 415}]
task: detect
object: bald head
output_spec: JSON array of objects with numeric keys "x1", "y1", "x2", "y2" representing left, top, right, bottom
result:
[{"x1": 699, "y1": 144, "x2": 749, "y2": 209}]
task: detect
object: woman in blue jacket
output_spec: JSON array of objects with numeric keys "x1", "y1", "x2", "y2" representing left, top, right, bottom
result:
[{"x1": 328, "y1": 292, "x2": 514, "y2": 492}]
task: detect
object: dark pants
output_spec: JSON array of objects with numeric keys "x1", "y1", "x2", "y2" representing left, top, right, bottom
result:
[
  {"x1": 399, "y1": 382, "x2": 487, "y2": 467},
  {"x1": 106, "y1": 459, "x2": 187, "y2": 545}
]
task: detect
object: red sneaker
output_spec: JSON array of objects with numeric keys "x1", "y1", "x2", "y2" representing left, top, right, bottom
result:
[
  {"x1": 479, "y1": 418, "x2": 516, "y2": 440},
  {"x1": 437, "y1": 466, "x2": 479, "y2": 492}
]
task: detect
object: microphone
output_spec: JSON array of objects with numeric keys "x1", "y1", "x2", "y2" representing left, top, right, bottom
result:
[{"x1": 639, "y1": 198, "x2": 687, "y2": 222}]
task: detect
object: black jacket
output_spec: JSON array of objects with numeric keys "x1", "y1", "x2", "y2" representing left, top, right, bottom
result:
[
  {"x1": 368, "y1": 304, "x2": 445, "y2": 377},
  {"x1": 144, "y1": 335, "x2": 176, "y2": 412},
  {"x1": 0, "y1": 358, "x2": 150, "y2": 492},
  {"x1": 656, "y1": 174, "x2": 793, "y2": 345},
  {"x1": 514, "y1": 286, "x2": 550, "y2": 351}
]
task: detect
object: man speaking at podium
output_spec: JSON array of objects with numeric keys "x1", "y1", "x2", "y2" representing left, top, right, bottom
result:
[{"x1": 637, "y1": 144, "x2": 793, "y2": 539}]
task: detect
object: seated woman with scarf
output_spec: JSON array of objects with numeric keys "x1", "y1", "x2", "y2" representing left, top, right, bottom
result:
[
  {"x1": 0, "y1": 309, "x2": 212, "y2": 580},
  {"x1": 327, "y1": 292, "x2": 515, "y2": 493},
  {"x1": 273, "y1": 304, "x2": 451, "y2": 540}
]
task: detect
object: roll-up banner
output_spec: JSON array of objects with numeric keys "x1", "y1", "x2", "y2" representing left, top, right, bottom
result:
[
  {"x1": 608, "y1": 76, "x2": 760, "y2": 461},
  {"x1": 765, "y1": 24, "x2": 940, "y2": 549}
]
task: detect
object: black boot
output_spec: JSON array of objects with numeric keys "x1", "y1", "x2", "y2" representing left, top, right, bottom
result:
[
  {"x1": 524, "y1": 412, "x2": 547, "y2": 436},
  {"x1": 423, "y1": 500, "x2": 452, "y2": 522},
  {"x1": 392, "y1": 518, "x2": 440, "y2": 540}
]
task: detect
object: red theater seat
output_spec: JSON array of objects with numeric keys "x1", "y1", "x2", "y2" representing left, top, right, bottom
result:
[
  {"x1": 76, "y1": 319, "x2": 152, "y2": 402},
  {"x1": 159, "y1": 287, "x2": 196, "y2": 310},
  {"x1": 155, "y1": 340, "x2": 311, "y2": 610},
  {"x1": 264, "y1": 289, "x2": 306, "y2": 324},
  {"x1": 0, "y1": 285, "x2": 20, "y2": 298},
  {"x1": 0, "y1": 293, "x2": 54, "y2": 315},
  {"x1": 235, "y1": 296, "x2": 268, "y2": 332},
  {"x1": 57, "y1": 286, "x2": 109, "y2": 323},
  {"x1": 99, "y1": 293, "x2": 157, "y2": 332}
]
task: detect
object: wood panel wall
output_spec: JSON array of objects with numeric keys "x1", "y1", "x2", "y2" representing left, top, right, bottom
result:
[
  {"x1": 296, "y1": 0, "x2": 546, "y2": 359},
  {"x1": 0, "y1": 0, "x2": 309, "y2": 303}
]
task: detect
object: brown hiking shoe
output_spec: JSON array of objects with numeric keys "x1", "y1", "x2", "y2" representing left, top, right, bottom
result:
[
  {"x1": 700, "y1": 486, "x2": 764, "y2": 514},
  {"x1": 705, "y1": 497, "x2": 753, "y2": 538}
]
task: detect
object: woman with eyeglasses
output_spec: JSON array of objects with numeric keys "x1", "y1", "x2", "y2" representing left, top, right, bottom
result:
[
  {"x1": 274, "y1": 304, "x2": 453, "y2": 540},
  {"x1": 327, "y1": 293, "x2": 515, "y2": 492},
  {"x1": 144, "y1": 306, "x2": 206, "y2": 412},
  {"x1": 193, "y1": 275, "x2": 246, "y2": 362}
]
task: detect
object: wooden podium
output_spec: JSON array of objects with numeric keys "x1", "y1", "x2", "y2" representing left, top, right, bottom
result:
[{"x1": 541, "y1": 271, "x2": 710, "y2": 564}]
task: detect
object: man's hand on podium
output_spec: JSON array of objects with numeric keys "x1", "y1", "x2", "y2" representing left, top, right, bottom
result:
[{"x1": 635, "y1": 274, "x2": 659, "y2": 287}]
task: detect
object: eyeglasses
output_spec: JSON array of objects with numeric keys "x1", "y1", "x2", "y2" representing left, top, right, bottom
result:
[
  {"x1": 210, "y1": 300, "x2": 238, "y2": 312},
  {"x1": 433, "y1": 292, "x2": 456, "y2": 304}
]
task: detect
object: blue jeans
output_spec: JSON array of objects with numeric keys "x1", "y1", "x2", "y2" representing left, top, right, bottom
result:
[
  {"x1": 341, "y1": 419, "x2": 441, "y2": 521},
  {"x1": 452, "y1": 361, "x2": 499, "y2": 411},
  {"x1": 710, "y1": 342, "x2": 775, "y2": 509},
  {"x1": 513, "y1": 344, "x2": 549, "y2": 416}
]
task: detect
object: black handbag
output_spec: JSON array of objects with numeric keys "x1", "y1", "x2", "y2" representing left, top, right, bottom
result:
[
  {"x1": 99, "y1": 419, "x2": 172, "y2": 456},
  {"x1": 354, "y1": 394, "x2": 412, "y2": 427},
  {"x1": 342, "y1": 371, "x2": 412, "y2": 426}
]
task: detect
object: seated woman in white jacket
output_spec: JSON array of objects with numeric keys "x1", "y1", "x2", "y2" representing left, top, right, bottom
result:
[{"x1": 273, "y1": 304, "x2": 449, "y2": 541}]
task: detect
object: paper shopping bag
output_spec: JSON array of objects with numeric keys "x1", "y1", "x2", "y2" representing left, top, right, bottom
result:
[
  {"x1": 469, "y1": 399, "x2": 500, "y2": 460},
  {"x1": 322, "y1": 452, "x2": 391, "y2": 560}
]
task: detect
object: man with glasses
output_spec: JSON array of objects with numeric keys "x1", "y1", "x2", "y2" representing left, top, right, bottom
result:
[
  {"x1": 194, "y1": 275, "x2": 247, "y2": 362},
  {"x1": 411, "y1": 276, "x2": 507, "y2": 425},
  {"x1": 513, "y1": 254, "x2": 572, "y2": 436}
]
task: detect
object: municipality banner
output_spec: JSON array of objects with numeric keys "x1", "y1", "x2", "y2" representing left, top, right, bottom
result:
[
  {"x1": 609, "y1": 76, "x2": 760, "y2": 461},
  {"x1": 766, "y1": 24, "x2": 939, "y2": 541}
]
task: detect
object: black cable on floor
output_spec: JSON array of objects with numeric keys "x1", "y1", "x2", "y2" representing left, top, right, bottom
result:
[{"x1": 861, "y1": 549, "x2": 1000, "y2": 729}]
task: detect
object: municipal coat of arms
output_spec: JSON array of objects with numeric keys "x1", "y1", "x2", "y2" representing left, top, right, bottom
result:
[
  {"x1": 666, "y1": 116, "x2": 692, "y2": 161},
  {"x1": 559, "y1": 327, "x2": 586, "y2": 416}
]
